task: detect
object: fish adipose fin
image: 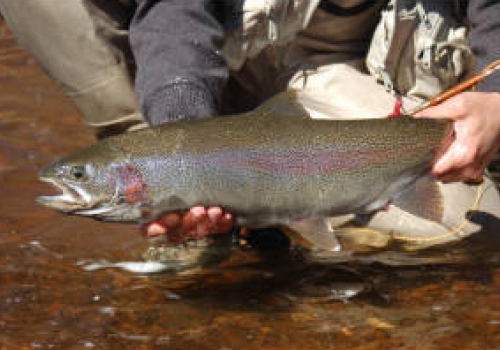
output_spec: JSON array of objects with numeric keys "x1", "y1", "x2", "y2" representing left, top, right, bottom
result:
[
  {"x1": 253, "y1": 90, "x2": 311, "y2": 119},
  {"x1": 286, "y1": 217, "x2": 341, "y2": 252},
  {"x1": 392, "y1": 175, "x2": 444, "y2": 223}
]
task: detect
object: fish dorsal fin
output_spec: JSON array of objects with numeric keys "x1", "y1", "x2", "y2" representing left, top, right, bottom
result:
[
  {"x1": 393, "y1": 175, "x2": 444, "y2": 223},
  {"x1": 253, "y1": 90, "x2": 311, "y2": 119}
]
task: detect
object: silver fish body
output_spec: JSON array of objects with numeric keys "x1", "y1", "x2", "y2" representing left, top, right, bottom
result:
[{"x1": 37, "y1": 95, "x2": 449, "y2": 243}]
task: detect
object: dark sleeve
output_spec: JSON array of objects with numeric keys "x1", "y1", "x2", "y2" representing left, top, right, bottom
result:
[
  {"x1": 467, "y1": 0, "x2": 500, "y2": 92},
  {"x1": 130, "y1": 0, "x2": 228, "y2": 126}
]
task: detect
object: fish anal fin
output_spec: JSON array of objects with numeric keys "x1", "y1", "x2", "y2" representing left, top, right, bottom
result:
[
  {"x1": 392, "y1": 175, "x2": 444, "y2": 223},
  {"x1": 285, "y1": 217, "x2": 341, "y2": 252}
]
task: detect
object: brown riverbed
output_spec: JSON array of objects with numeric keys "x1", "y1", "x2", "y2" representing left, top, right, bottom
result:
[{"x1": 1, "y1": 21, "x2": 500, "y2": 350}]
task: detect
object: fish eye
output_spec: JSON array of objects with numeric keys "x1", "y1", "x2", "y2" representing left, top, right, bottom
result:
[{"x1": 68, "y1": 165, "x2": 88, "y2": 181}]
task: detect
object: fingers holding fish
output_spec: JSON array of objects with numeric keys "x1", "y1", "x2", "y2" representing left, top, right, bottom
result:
[
  {"x1": 142, "y1": 206, "x2": 233, "y2": 243},
  {"x1": 431, "y1": 139, "x2": 489, "y2": 183},
  {"x1": 414, "y1": 92, "x2": 500, "y2": 182},
  {"x1": 206, "y1": 206, "x2": 234, "y2": 234}
]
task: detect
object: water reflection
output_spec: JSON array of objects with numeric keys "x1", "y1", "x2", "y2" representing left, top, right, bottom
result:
[{"x1": 1, "y1": 21, "x2": 500, "y2": 350}]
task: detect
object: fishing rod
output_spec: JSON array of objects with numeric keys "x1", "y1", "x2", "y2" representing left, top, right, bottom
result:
[{"x1": 411, "y1": 59, "x2": 500, "y2": 115}]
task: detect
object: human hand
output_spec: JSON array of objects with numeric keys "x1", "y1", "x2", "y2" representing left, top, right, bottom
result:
[
  {"x1": 142, "y1": 206, "x2": 233, "y2": 243},
  {"x1": 414, "y1": 92, "x2": 500, "y2": 183}
]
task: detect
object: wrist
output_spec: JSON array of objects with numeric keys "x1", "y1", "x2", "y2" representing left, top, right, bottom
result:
[{"x1": 140, "y1": 81, "x2": 217, "y2": 126}]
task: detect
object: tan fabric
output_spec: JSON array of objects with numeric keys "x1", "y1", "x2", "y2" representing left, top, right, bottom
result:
[
  {"x1": 0, "y1": 0, "x2": 146, "y2": 136},
  {"x1": 366, "y1": 0, "x2": 473, "y2": 112},
  {"x1": 221, "y1": 0, "x2": 321, "y2": 70},
  {"x1": 229, "y1": 0, "x2": 472, "y2": 116},
  {"x1": 224, "y1": 0, "x2": 401, "y2": 119}
]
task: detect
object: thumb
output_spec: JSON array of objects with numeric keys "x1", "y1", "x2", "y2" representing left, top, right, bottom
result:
[
  {"x1": 413, "y1": 93, "x2": 470, "y2": 120},
  {"x1": 414, "y1": 101, "x2": 454, "y2": 120}
]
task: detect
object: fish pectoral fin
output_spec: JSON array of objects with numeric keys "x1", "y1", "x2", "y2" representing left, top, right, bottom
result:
[
  {"x1": 253, "y1": 90, "x2": 311, "y2": 119},
  {"x1": 285, "y1": 217, "x2": 341, "y2": 252},
  {"x1": 139, "y1": 203, "x2": 156, "y2": 221},
  {"x1": 392, "y1": 175, "x2": 444, "y2": 223},
  {"x1": 140, "y1": 195, "x2": 187, "y2": 221}
]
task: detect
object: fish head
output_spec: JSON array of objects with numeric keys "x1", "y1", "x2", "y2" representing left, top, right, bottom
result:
[{"x1": 36, "y1": 142, "x2": 146, "y2": 221}]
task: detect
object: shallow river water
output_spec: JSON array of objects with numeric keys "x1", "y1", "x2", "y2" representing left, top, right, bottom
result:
[{"x1": 1, "y1": 21, "x2": 500, "y2": 350}]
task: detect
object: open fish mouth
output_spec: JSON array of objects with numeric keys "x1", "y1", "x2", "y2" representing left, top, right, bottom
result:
[
  {"x1": 36, "y1": 177, "x2": 136, "y2": 220},
  {"x1": 36, "y1": 177, "x2": 89, "y2": 212}
]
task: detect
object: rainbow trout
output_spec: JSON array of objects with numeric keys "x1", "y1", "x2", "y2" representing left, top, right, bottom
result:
[{"x1": 37, "y1": 93, "x2": 449, "y2": 250}]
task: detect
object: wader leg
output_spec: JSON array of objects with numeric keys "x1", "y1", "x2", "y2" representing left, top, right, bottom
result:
[{"x1": 0, "y1": 0, "x2": 146, "y2": 138}]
